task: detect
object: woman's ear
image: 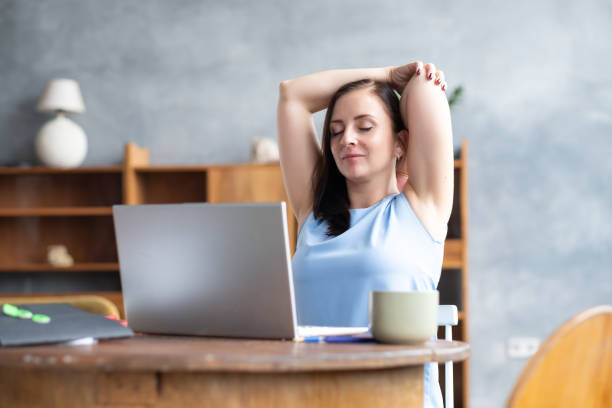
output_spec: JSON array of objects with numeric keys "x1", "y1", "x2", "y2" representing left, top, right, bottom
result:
[{"x1": 395, "y1": 129, "x2": 408, "y2": 159}]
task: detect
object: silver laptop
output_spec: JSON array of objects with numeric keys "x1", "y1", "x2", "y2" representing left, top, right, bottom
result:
[{"x1": 112, "y1": 201, "x2": 368, "y2": 340}]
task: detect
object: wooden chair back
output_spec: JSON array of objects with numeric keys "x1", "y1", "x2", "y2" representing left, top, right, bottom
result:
[{"x1": 506, "y1": 305, "x2": 612, "y2": 408}]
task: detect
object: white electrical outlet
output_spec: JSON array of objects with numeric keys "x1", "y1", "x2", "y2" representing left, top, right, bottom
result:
[{"x1": 507, "y1": 337, "x2": 540, "y2": 359}]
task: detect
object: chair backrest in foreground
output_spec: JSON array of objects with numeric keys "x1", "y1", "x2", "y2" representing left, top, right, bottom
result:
[{"x1": 506, "y1": 305, "x2": 612, "y2": 408}]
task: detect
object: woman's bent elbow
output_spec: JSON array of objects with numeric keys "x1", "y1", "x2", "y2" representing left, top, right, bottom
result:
[{"x1": 278, "y1": 80, "x2": 293, "y2": 102}]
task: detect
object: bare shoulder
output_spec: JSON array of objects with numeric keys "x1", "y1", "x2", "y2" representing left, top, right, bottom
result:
[{"x1": 402, "y1": 184, "x2": 448, "y2": 243}]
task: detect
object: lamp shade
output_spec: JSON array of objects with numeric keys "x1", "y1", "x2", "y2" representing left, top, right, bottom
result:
[{"x1": 36, "y1": 78, "x2": 85, "y2": 114}]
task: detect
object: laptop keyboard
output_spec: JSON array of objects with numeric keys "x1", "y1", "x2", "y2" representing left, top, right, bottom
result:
[{"x1": 297, "y1": 325, "x2": 369, "y2": 337}]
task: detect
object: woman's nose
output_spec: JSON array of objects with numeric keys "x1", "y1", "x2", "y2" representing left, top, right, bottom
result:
[{"x1": 339, "y1": 128, "x2": 357, "y2": 145}]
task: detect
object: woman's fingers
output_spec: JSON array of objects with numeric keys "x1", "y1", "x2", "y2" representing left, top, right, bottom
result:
[
  {"x1": 434, "y1": 70, "x2": 445, "y2": 86},
  {"x1": 414, "y1": 61, "x2": 424, "y2": 77},
  {"x1": 424, "y1": 63, "x2": 436, "y2": 81},
  {"x1": 423, "y1": 63, "x2": 447, "y2": 91},
  {"x1": 437, "y1": 71, "x2": 447, "y2": 91},
  {"x1": 404, "y1": 61, "x2": 447, "y2": 91},
  {"x1": 397, "y1": 61, "x2": 422, "y2": 80},
  {"x1": 391, "y1": 61, "x2": 425, "y2": 93}
]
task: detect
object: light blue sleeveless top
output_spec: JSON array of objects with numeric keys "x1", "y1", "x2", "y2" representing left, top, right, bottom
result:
[{"x1": 292, "y1": 192, "x2": 446, "y2": 408}]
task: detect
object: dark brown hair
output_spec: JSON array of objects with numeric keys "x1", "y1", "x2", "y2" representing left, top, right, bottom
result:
[{"x1": 312, "y1": 79, "x2": 405, "y2": 237}]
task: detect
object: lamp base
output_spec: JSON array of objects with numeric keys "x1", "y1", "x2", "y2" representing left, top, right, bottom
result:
[{"x1": 35, "y1": 114, "x2": 87, "y2": 167}]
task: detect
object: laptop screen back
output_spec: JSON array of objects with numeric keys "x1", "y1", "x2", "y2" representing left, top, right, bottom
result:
[{"x1": 112, "y1": 202, "x2": 298, "y2": 339}]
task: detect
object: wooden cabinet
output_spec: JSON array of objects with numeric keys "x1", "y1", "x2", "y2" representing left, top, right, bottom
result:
[
  {"x1": 0, "y1": 166, "x2": 123, "y2": 272},
  {"x1": 0, "y1": 140, "x2": 468, "y2": 406},
  {"x1": 438, "y1": 139, "x2": 470, "y2": 408},
  {"x1": 0, "y1": 142, "x2": 296, "y2": 312},
  {"x1": 121, "y1": 143, "x2": 297, "y2": 250}
]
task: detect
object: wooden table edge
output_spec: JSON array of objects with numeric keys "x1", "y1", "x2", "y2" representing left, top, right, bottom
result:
[{"x1": 0, "y1": 336, "x2": 471, "y2": 373}]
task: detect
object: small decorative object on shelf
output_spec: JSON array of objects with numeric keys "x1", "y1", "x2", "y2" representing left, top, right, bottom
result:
[
  {"x1": 35, "y1": 78, "x2": 87, "y2": 168},
  {"x1": 251, "y1": 138, "x2": 279, "y2": 163},
  {"x1": 46, "y1": 244, "x2": 74, "y2": 268}
]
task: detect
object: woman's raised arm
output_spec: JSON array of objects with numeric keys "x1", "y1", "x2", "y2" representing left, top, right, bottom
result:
[
  {"x1": 394, "y1": 62, "x2": 454, "y2": 233},
  {"x1": 277, "y1": 67, "x2": 391, "y2": 225}
]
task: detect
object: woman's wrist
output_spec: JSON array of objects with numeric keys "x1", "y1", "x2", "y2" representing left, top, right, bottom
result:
[
  {"x1": 383, "y1": 65, "x2": 396, "y2": 84},
  {"x1": 280, "y1": 67, "x2": 395, "y2": 113}
]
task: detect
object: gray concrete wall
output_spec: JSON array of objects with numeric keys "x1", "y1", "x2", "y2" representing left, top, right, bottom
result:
[{"x1": 1, "y1": 1, "x2": 611, "y2": 406}]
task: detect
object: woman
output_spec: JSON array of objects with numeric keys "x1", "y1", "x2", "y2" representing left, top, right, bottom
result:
[{"x1": 277, "y1": 62, "x2": 453, "y2": 407}]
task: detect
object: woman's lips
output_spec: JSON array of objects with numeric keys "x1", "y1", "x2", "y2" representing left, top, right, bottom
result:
[{"x1": 343, "y1": 154, "x2": 365, "y2": 160}]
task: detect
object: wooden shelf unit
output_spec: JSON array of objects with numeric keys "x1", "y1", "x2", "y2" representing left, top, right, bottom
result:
[
  {"x1": 436, "y1": 139, "x2": 469, "y2": 408},
  {"x1": 0, "y1": 140, "x2": 469, "y2": 407},
  {"x1": 0, "y1": 144, "x2": 296, "y2": 275},
  {"x1": 0, "y1": 208, "x2": 114, "y2": 216},
  {"x1": 0, "y1": 263, "x2": 120, "y2": 272}
]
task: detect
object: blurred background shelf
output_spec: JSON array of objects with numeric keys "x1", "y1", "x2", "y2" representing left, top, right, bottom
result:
[
  {"x1": 443, "y1": 239, "x2": 463, "y2": 268},
  {"x1": 0, "y1": 207, "x2": 113, "y2": 216},
  {"x1": 0, "y1": 166, "x2": 123, "y2": 174},
  {"x1": 437, "y1": 139, "x2": 470, "y2": 408},
  {"x1": 0, "y1": 263, "x2": 119, "y2": 272}
]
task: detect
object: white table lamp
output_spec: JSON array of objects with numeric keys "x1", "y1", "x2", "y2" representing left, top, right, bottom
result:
[{"x1": 35, "y1": 78, "x2": 87, "y2": 167}]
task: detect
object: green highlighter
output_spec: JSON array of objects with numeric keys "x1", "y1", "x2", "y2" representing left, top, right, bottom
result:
[
  {"x1": 2, "y1": 303, "x2": 21, "y2": 317},
  {"x1": 32, "y1": 314, "x2": 51, "y2": 324},
  {"x1": 17, "y1": 309, "x2": 33, "y2": 319},
  {"x1": 2, "y1": 303, "x2": 51, "y2": 324}
]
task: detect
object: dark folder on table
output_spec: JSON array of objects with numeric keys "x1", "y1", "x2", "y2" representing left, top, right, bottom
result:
[{"x1": 0, "y1": 303, "x2": 134, "y2": 346}]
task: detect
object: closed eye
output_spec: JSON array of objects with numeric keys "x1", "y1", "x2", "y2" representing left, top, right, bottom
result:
[{"x1": 331, "y1": 127, "x2": 373, "y2": 137}]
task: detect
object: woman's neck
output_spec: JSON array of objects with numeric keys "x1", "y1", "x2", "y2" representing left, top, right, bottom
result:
[{"x1": 346, "y1": 172, "x2": 400, "y2": 209}]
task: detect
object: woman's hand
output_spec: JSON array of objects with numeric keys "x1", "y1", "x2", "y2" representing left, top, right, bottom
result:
[{"x1": 388, "y1": 62, "x2": 447, "y2": 93}]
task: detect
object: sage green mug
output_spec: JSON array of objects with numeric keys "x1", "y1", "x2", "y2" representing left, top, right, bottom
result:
[{"x1": 369, "y1": 290, "x2": 439, "y2": 344}]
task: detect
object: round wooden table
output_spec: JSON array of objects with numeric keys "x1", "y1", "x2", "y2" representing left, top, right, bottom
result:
[{"x1": 0, "y1": 334, "x2": 470, "y2": 407}]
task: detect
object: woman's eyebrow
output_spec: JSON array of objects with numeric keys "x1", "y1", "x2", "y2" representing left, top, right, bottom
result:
[{"x1": 330, "y1": 114, "x2": 376, "y2": 124}]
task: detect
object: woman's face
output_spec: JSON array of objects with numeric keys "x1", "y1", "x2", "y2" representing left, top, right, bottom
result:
[{"x1": 329, "y1": 88, "x2": 402, "y2": 183}]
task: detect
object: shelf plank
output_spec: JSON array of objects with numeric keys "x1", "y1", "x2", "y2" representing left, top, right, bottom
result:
[
  {"x1": 0, "y1": 166, "x2": 123, "y2": 175},
  {"x1": 134, "y1": 165, "x2": 210, "y2": 172},
  {"x1": 135, "y1": 161, "x2": 455, "y2": 172},
  {"x1": 442, "y1": 239, "x2": 463, "y2": 268},
  {"x1": 133, "y1": 162, "x2": 282, "y2": 172},
  {"x1": 0, "y1": 263, "x2": 119, "y2": 272},
  {"x1": 0, "y1": 207, "x2": 113, "y2": 216}
]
